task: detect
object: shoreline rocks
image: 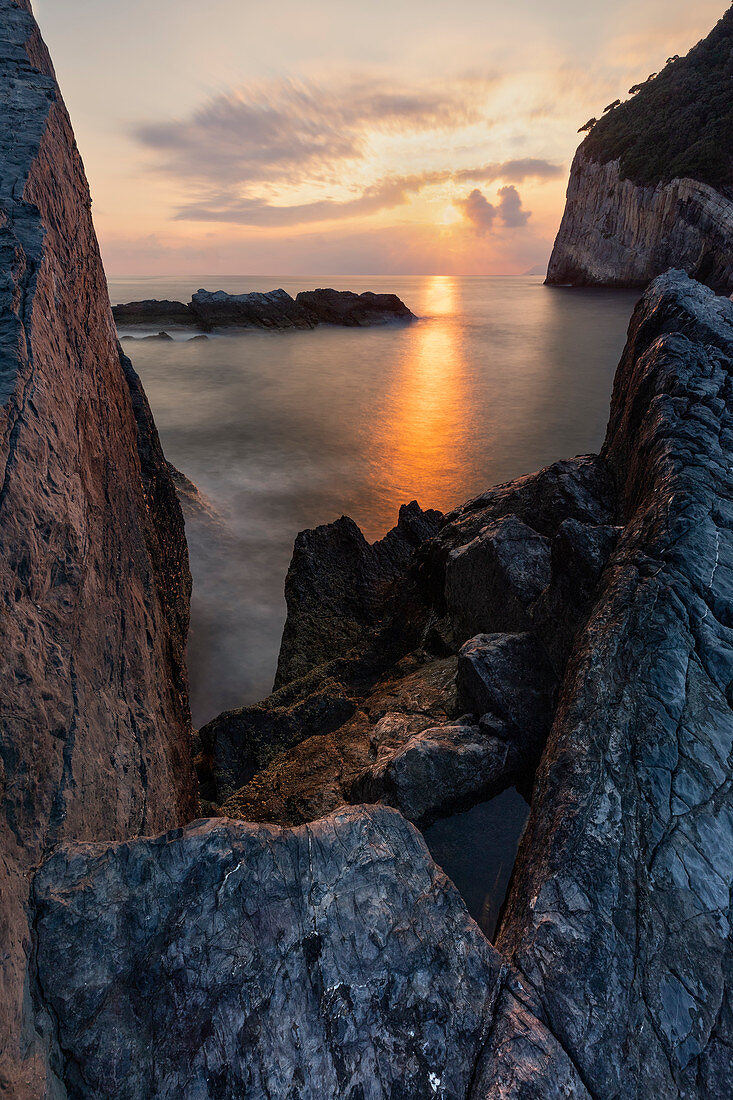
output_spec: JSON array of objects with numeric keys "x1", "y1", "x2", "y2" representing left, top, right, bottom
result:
[{"x1": 112, "y1": 286, "x2": 417, "y2": 332}]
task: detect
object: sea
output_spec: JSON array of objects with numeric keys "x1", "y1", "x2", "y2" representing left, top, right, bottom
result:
[{"x1": 110, "y1": 273, "x2": 640, "y2": 937}]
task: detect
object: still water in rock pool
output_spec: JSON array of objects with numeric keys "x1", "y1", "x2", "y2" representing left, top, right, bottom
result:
[{"x1": 110, "y1": 273, "x2": 638, "y2": 936}]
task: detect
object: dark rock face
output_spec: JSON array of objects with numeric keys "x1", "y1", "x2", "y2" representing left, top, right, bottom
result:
[
  {"x1": 0, "y1": 4, "x2": 196, "y2": 1093},
  {"x1": 296, "y1": 288, "x2": 416, "y2": 326},
  {"x1": 112, "y1": 298, "x2": 194, "y2": 325},
  {"x1": 112, "y1": 287, "x2": 417, "y2": 332},
  {"x1": 34, "y1": 807, "x2": 508, "y2": 1100},
  {"x1": 275, "y1": 501, "x2": 442, "y2": 689}
]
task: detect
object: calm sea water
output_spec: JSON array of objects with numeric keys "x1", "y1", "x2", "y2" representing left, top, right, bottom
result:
[{"x1": 110, "y1": 273, "x2": 639, "y2": 938}]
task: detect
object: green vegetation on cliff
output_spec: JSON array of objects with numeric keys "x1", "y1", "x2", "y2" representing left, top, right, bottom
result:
[{"x1": 582, "y1": 6, "x2": 733, "y2": 192}]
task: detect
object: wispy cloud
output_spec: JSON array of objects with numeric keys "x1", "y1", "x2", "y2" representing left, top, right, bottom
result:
[
  {"x1": 455, "y1": 186, "x2": 531, "y2": 234},
  {"x1": 173, "y1": 163, "x2": 559, "y2": 226},
  {"x1": 135, "y1": 76, "x2": 496, "y2": 185}
]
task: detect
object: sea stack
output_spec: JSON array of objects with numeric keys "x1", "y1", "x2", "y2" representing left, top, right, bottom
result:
[{"x1": 547, "y1": 8, "x2": 733, "y2": 292}]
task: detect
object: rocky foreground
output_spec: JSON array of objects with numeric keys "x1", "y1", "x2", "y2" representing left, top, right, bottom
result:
[
  {"x1": 113, "y1": 286, "x2": 416, "y2": 332},
  {"x1": 547, "y1": 8, "x2": 733, "y2": 292},
  {"x1": 1, "y1": 3, "x2": 732, "y2": 1097}
]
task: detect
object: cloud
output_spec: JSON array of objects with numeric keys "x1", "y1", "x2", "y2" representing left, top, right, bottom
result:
[
  {"x1": 456, "y1": 186, "x2": 531, "y2": 235},
  {"x1": 173, "y1": 164, "x2": 558, "y2": 226},
  {"x1": 135, "y1": 75, "x2": 494, "y2": 186}
]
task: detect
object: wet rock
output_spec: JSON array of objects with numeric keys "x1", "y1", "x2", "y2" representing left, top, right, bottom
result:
[
  {"x1": 34, "y1": 806, "x2": 506, "y2": 1100},
  {"x1": 296, "y1": 287, "x2": 416, "y2": 326}
]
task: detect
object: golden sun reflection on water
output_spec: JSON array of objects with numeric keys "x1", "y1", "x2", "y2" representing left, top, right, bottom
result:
[{"x1": 372, "y1": 276, "x2": 470, "y2": 524}]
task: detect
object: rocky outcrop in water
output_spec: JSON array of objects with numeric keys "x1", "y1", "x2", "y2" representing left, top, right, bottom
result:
[
  {"x1": 0, "y1": 3, "x2": 196, "y2": 1094},
  {"x1": 547, "y1": 9, "x2": 733, "y2": 292},
  {"x1": 112, "y1": 287, "x2": 417, "y2": 332}
]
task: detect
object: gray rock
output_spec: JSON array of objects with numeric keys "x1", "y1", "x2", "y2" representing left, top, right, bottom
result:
[
  {"x1": 446, "y1": 516, "x2": 552, "y2": 643},
  {"x1": 112, "y1": 299, "x2": 193, "y2": 325},
  {"x1": 34, "y1": 806, "x2": 506, "y2": 1100},
  {"x1": 190, "y1": 287, "x2": 315, "y2": 330},
  {"x1": 496, "y1": 272, "x2": 733, "y2": 1097}
]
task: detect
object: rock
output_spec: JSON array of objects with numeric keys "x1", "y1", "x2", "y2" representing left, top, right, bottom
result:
[
  {"x1": 296, "y1": 288, "x2": 417, "y2": 326},
  {"x1": 111, "y1": 288, "x2": 417, "y2": 333},
  {"x1": 33, "y1": 806, "x2": 508, "y2": 1100},
  {"x1": 456, "y1": 632, "x2": 556, "y2": 752},
  {"x1": 349, "y1": 723, "x2": 519, "y2": 829},
  {"x1": 547, "y1": 153, "x2": 733, "y2": 291},
  {"x1": 190, "y1": 287, "x2": 315, "y2": 330},
  {"x1": 547, "y1": 11, "x2": 733, "y2": 291},
  {"x1": 0, "y1": 5, "x2": 196, "y2": 1093},
  {"x1": 219, "y1": 654, "x2": 459, "y2": 823},
  {"x1": 275, "y1": 501, "x2": 442, "y2": 690},
  {"x1": 445, "y1": 515, "x2": 551, "y2": 643},
  {"x1": 112, "y1": 299, "x2": 193, "y2": 325},
  {"x1": 496, "y1": 272, "x2": 733, "y2": 1096}
]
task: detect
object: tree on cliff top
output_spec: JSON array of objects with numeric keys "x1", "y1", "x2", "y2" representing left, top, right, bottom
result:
[{"x1": 581, "y1": 7, "x2": 733, "y2": 193}]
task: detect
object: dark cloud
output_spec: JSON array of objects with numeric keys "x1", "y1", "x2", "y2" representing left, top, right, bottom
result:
[{"x1": 456, "y1": 185, "x2": 531, "y2": 234}]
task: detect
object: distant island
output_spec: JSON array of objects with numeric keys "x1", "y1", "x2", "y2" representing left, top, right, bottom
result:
[{"x1": 113, "y1": 287, "x2": 416, "y2": 332}]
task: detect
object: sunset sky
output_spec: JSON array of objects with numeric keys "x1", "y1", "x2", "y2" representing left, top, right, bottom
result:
[{"x1": 33, "y1": 0, "x2": 727, "y2": 275}]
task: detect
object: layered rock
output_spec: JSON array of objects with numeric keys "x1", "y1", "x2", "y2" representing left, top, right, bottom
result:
[
  {"x1": 112, "y1": 287, "x2": 417, "y2": 332},
  {"x1": 547, "y1": 153, "x2": 733, "y2": 291},
  {"x1": 0, "y1": 3, "x2": 196, "y2": 1094},
  {"x1": 547, "y1": 9, "x2": 733, "y2": 291}
]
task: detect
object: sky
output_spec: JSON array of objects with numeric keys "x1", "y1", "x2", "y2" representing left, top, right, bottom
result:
[{"x1": 32, "y1": 0, "x2": 728, "y2": 276}]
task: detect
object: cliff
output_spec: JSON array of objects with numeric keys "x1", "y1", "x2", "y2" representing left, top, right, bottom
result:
[
  {"x1": 547, "y1": 8, "x2": 733, "y2": 291},
  {"x1": 0, "y1": 2, "x2": 196, "y2": 1094}
]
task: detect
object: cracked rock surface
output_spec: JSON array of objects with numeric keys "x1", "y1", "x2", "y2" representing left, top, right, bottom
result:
[{"x1": 0, "y1": 3, "x2": 196, "y2": 1094}]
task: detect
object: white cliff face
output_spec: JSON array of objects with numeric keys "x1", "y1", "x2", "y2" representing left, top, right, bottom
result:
[{"x1": 547, "y1": 152, "x2": 733, "y2": 292}]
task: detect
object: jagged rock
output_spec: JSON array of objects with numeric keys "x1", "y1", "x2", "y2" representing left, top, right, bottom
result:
[
  {"x1": 111, "y1": 287, "x2": 416, "y2": 332},
  {"x1": 33, "y1": 806, "x2": 508, "y2": 1100},
  {"x1": 496, "y1": 272, "x2": 733, "y2": 1096},
  {"x1": 547, "y1": 10, "x2": 733, "y2": 291},
  {"x1": 190, "y1": 287, "x2": 315, "y2": 330},
  {"x1": 219, "y1": 654, "x2": 459, "y2": 823},
  {"x1": 275, "y1": 501, "x2": 442, "y2": 689},
  {"x1": 457, "y1": 633, "x2": 555, "y2": 749},
  {"x1": 296, "y1": 288, "x2": 416, "y2": 326},
  {"x1": 445, "y1": 516, "x2": 552, "y2": 642},
  {"x1": 111, "y1": 298, "x2": 194, "y2": 325}
]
